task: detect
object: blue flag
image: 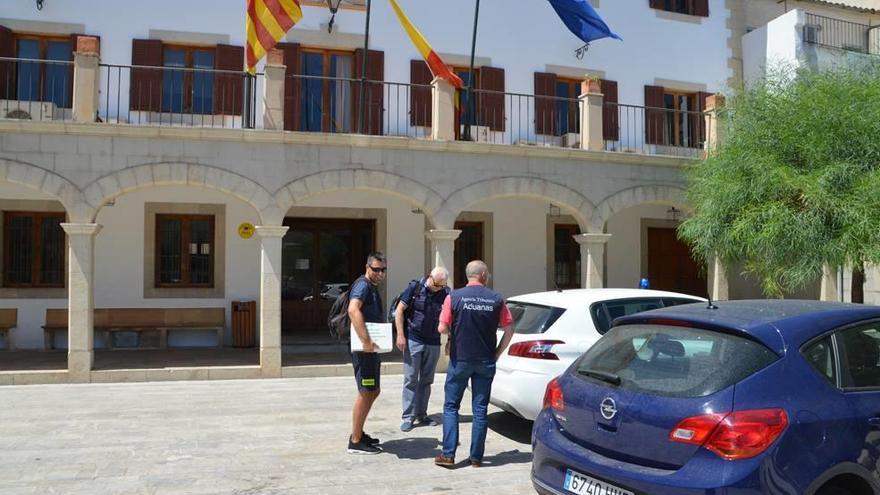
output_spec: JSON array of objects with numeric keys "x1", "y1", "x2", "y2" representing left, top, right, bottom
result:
[{"x1": 547, "y1": 0, "x2": 622, "y2": 44}]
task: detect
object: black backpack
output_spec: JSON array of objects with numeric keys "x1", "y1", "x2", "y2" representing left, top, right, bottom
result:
[
  {"x1": 387, "y1": 279, "x2": 423, "y2": 338},
  {"x1": 327, "y1": 276, "x2": 367, "y2": 341}
]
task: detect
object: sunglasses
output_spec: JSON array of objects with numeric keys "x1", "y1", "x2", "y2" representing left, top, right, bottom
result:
[{"x1": 368, "y1": 266, "x2": 387, "y2": 273}]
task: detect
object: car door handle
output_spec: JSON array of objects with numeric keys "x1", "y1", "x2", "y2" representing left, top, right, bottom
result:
[{"x1": 868, "y1": 417, "x2": 880, "y2": 429}]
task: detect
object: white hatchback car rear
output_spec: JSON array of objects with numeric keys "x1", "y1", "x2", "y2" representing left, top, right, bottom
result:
[{"x1": 490, "y1": 288, "x2": 704, "y2": 421}]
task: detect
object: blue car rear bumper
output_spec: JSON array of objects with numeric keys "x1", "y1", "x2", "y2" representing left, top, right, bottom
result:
[{"x1": 531, "y1": 409, "x2": 772, "y2": 495}]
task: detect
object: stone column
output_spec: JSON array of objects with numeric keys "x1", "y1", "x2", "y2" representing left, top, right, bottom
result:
[
  {"x1": 708, "y1": 256, "x2": 729, "y2": 301},
  {"x1": 425, "y1": 229, "x2": 460, "y2": 373},
  {"x1": 820, "y1": 264, "x2": 839, "y2": 302},
  {"x1": 262, "y1": 48, "x2": 286, "y2": 130},
  {"x1": 72, "y1": 36, "x2": 100, "y2": 123},
  {"x1": 704, "y1": 94, "x2": 725, "y2": 156},
  {"x1": 574, "y1": 233, "x2": 612, "y2": 288},
  {"x1": 431, "y1": 77, "x2": 456, "y2": 141},
  {"x1": 870, "y1": 26, "x2": 880, "y2": 55},
  {"x1": 255, "y1": 225, "x2": 289, "y2": 378},
  {"x1": 578, "y1": 79, "x2": 604, "y2": 152},
  {"x1": 61, "y1": 223, "x2": 102, "y2": 383}
]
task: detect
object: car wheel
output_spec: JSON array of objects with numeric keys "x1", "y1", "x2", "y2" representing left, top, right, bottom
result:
[{"x1": 816, "y1": 485, "x2": 854, "y2": 495}]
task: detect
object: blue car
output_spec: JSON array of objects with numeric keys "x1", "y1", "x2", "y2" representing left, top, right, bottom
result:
[{"x1": 532, "y1": 300, "x2": 880, "y2": 495}]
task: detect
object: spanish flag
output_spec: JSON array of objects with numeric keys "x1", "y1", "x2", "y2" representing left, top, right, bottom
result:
[
  {"x1": 389, "y1": 0, "x2": 463, "y2": 89},
  {"x1": 246, "y1": 0, "x2": 303, "y2": 74}
]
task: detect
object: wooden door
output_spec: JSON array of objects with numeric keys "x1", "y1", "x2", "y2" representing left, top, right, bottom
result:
[
  {"x1": 454, "y1": 221, "x2": 483, "y2": 288},
  {"x1": 281, "y1": 218, "x2": 375, "y2": 333},
  {"x1": 647, "y1": 227, "x2": 706, "y2": 297}
]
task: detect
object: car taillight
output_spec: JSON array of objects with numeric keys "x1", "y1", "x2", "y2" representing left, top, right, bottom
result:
[
  {"x1": 508, "y1": 340, "x2": 565, "y2": 360},
  {"x1": 542, "y1": 376, "x2": 565, "y2": 411},
  {"x1": 669, "y1": 408, "x2": 788, "y2": 460}
]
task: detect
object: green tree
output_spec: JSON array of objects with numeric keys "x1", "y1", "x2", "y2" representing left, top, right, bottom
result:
[{"x1": 678, "y1": 62, "x2": 880, "y2": 299}]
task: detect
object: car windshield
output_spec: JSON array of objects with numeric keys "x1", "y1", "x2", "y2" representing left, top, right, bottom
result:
[
  {"x1": 506, "y1": 302, "x2": 566, "y2": 334},
  {"x1": 573, "y1": 324, "x2": 778, "y2": 397}
]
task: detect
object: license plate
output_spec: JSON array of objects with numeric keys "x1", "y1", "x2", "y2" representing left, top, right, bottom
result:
[{"x1": 563, "y1": 468, "x2": 634, "y2": 495}]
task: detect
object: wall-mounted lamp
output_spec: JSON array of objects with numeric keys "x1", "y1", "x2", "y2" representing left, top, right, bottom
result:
[
  {"x1": 549, "y1": 204, "x2": 561, "y2": 217},
  {"x1": 35, "y1": 0, "x2": 44, "y2": 10},
  {"x1": 666, "y1": 206, "x2": 681, "y2": 221},
  {"x1": 411, "y1": 208, "x2": 424, "y2": 214}
]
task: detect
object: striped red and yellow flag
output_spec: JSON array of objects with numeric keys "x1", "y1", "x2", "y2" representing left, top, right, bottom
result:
[
  {"x1": 246, "y1": 0, "x2": 303, "y2": 74},
  {"x1": 389, "y1": 0, "x2": 463, "y2": 89}
]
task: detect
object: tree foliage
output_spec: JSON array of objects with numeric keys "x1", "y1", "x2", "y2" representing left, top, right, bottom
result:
[{"x1": 678, "y1": 62, "x2": 880, "y2": 297}]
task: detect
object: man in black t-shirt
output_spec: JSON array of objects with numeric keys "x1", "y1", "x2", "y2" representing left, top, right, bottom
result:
[{"x1": 347, "y1": 251, "x2": 386, "y2": 455}]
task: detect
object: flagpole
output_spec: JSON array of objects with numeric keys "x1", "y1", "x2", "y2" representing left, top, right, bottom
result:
[
  {"x1": 358, "y1": 0, "x2": 373, "y2": 134},
  {"x1": 463, "y1": 0, "x2": 480, "y2": 141}
]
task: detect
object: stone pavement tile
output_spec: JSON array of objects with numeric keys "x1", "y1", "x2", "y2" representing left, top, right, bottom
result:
[{"x1": 0, "y1": 375, "x2": 535, "y2": 494}]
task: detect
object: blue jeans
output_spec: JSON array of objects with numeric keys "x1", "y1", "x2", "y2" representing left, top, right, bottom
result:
[
  {"x1": 401, "y1": 339, "x2": 441, "y2": 422},
  {"x1": 441, "y1": 358, "x2": 496, "y2": 461}
]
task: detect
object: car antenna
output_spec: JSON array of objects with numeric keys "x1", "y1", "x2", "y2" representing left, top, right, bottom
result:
[
  {"x1": 554, "y1": 282, "x2": 563, "y2": 293},
  {"x1": 706, "y1": 293, "x2": 718, "y2": 310}
]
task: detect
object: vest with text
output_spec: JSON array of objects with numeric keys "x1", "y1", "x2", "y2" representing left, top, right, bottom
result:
[{"x1": 450, "y1": 284, "x2": 504, "y2": 361}]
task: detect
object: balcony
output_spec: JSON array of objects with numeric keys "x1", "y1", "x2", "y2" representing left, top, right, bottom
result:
[
  {"x1": 743, "y1": 9, "x2": 880, "y2": 85},
  {"x1": 0, "y1": 45, "x2": 715, "y2": 159}
]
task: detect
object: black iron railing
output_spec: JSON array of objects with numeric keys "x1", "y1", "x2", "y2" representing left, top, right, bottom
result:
[
  {"x1": 98, "y1": 63, "x2": 260, "y2": 128},
  {"x1": 0, "y1": 56, "x2": 74, "y2": 121},
  {"x1": 803, "y1": 13, "x2": 877, "y2": 54},
  {"x1": 604, "y1": 103, "x2": 708, "y2": 157},
  {"x1": 284, "y1": 73, "x2": 431, "y2": 138}
]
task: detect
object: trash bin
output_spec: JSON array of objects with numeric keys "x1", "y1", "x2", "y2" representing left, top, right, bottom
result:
[{"x1": 231, "y1": 300, "x2": 256, "y2": 348}]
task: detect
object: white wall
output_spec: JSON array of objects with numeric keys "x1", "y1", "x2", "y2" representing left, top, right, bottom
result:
[
  {"x1": 2, "y1": 0, "x2": 731, "y2": 108},
  {"x1": 742, "y1": 9, "x2": 801, "y2": 85}
]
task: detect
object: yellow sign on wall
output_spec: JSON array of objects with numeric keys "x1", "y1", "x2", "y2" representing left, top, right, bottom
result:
[{"x1": 238, "y1": 222, "x2": 255, "y2": 239}]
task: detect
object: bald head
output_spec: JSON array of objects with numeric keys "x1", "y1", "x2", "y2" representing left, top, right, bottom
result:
[{"x1": 465, "y1": 260, "x2": 488, "y2": 280}]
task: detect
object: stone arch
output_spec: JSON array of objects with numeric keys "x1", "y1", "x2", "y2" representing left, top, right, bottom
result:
[
  {"x1": 82, "y1": 162, "x2": 278, "y2": 224},
  {"x1": 591, "y1": 185, "x2": 689, "y2": 231},
  {"x1": 274, "y1": 169, "x2": 444, "y2": 228},
  {"x1": 436, "y1": 177, "x2": 596, "y2": 232},
  {"x1": 0, "y1": 158, "x2": 89, "y2": 221}
]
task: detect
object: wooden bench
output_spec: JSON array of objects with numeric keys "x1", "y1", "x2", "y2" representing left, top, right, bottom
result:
[
  {"x1": 0, "y1": 309, "x2": 16, "y2": 350},
  {"x1": 43, "y1": 308, "x2": 225, "y2": 350}
]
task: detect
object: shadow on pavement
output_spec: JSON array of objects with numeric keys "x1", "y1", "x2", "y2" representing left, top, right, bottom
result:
[
  {"x1": 481, "y1": 449, "x2": 533, "y2": 468},
  {"x1": 381, "y1": 436, "x2": 441, "y2": 460},
  {"x1": 488, "y1": 411, "x2": 533, "y2": 445}
]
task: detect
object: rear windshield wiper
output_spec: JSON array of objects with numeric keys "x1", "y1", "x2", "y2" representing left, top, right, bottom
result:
[{"x1": 577, "y1": 368, "x2": 621, "y2": 386}]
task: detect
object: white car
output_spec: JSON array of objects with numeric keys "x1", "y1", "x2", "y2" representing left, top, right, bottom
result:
[{"x1": 491, "y1": 288, "x2": 705, "y2": 421}]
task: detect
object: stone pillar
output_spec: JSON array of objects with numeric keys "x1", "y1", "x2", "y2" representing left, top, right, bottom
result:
[
  {"x1": 870, "y1": 26, "x2": 880, "y2": 55},
  {"x1": 255, "y1": 225, "x2": 289, "y2": 378},
  {"x1": 575, "y1": 233, "x2": 612, "y2": 288},
  {"x1": 820, "y1": 264, "x2": 839, "y2": 302},
  {"x1": 431, "y1": 77, "x2": 456, "y2": 141},
  {"x1": 704, "y1": 94, "x2": 725, "y2": 155},
  {"x1": 708, "y1": 256, "x2": 729, "y2": 301},
  {"x1": 426, "y1": 229, "x2": 460, "y2": 373},
  {"x1": 61, "y1": 223, "x2": 102, "y2": 383},
  {"x1": 72, "y1": 36, "x2": 100, "y2": 123},
  {"x1": 578, "y1": 79, "x2": 604, "y2": 152},
  {"x1": 262, "y1": 48, "x2": 286, "y2": 130}
]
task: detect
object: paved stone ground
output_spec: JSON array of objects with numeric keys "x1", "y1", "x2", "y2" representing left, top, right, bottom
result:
[{"x1": 0, "y1": 374, "x2": 536, "y2": 494}]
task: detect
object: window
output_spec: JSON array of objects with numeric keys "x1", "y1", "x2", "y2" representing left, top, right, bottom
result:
[
  {"x1": 553, "y1": 79, "x2": 581, "y2": 135},
  {"x1": 575, "y1": 323, "x2": 778, "y2": 398},
  {"x1": 299, "y1": 48, "x2": 354, "y2": 133},
  {"x1": 650, "y1": 0, "x2": 709, "y2": 17},
  {"x1": 803, "y1": 336, "x2": 837, "y2": 386},
  {"x1": 156, "y1": 214, "x2": 214, "y2": 287},
  {"x1": 507, "y1": 302, "x2": 566, "y2": 335},
  {"x1": 455, "y1": 67, "x2": 480, "y2": 127},
  {"x1": 13, "y1": 34, "x2": 72, "y2": 108},
  {"x1": 554, "y1": 224, "x2": 580, "y2": 289},
  {"x1": 162, "y1": 45, "x2": 214, "y2": 114},
  {"x1": 589, "y1": 297, "x2": 697, "y2": 335},
  {"x1": 663, "y1": 90, "x2": 699, "y2": 148},
  {"x1": 839, "y1": 325, "x2": 880, "y2": 388},
  {"x1": 3, "y1": 211, "x2": 65, "y2": 287}
]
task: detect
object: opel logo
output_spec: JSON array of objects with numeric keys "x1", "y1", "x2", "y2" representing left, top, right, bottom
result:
[{"x1": 600, "y1": 397, "x2": 617, "y2": 420}]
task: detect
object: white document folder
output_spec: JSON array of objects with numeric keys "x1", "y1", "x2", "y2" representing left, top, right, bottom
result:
[{"x1": 350, "y1": 322, "x2": 393, "y2": 353}]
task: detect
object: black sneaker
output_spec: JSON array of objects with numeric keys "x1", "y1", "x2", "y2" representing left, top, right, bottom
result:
[
  {"x1": 361, "y1": 432, "x2": 380, "y2": 446},
  {"x1": 348, "y1": 436, "x2": 381, "y2": 455}
]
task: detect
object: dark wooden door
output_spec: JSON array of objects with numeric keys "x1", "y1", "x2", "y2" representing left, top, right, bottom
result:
[
  {"x1": 647, "y1": 227, "x2": 706, "y2": 297},
  {"x1": 281, "y1": 218, "x2": 375, "y2": 333},
  {"x1": 454, "y1": 221, "x2": 483, "y2": 288}
]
